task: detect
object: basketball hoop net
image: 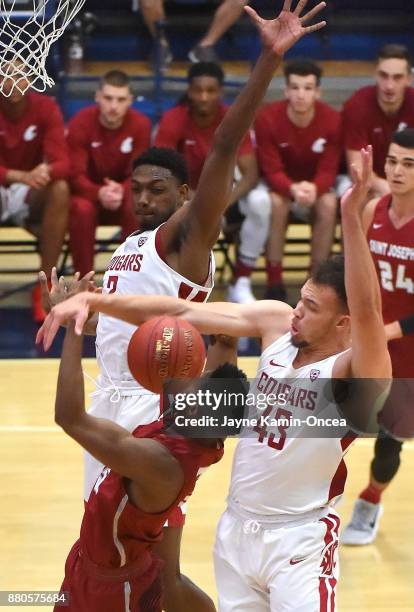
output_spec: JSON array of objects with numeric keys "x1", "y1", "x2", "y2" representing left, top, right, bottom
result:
[{"x1": 0, "y1": 0, "x2": 86, "y2": 95}]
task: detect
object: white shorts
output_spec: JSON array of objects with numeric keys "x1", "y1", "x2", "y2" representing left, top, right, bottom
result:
[
  {"x1": 214, "y1": 507, "x2": 340, "y2": 612},
  {"x1": 84, "y1": 390, "x2": 160, "y2": 501},
  {"x1": 0, "y1": 183, "x2": 30, "y2": 224}
]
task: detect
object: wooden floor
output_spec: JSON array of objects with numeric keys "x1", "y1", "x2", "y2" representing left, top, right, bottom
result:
[{"x1": 1, "y1": 358, "x2": 413, "y2": 611}]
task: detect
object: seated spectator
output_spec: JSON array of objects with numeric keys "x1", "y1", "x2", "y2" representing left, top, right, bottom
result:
[
  {"x1": 343, "y1": 44, "x2": 414, "y2": 197},
  {"x1": 67, "y1": 70, "x2": 151, "y2": 277},
  {"x1": 0, "y1": 63, "x2": 70, "y2": 322},
  {"x1": 154, "y1": 61, "x2": 270, "y2": 304},
  {"x1": 249, "y1": 59, "x2": 342, "y2": 302},
  {"x1": 140, "y1": 0, "x2": 246, "y2": 70}
]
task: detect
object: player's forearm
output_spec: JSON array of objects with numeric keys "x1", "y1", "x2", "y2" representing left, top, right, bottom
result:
[
  {"x1": 342, "y1": 210, "x2": 382, "y2": 323},
  {"x1": 214, "y1": 50, "x2": 281, "y2": 153},
  {"x1": 86, "y1": 293, "x2": 250, "y2": 337},
  {"x1": 55, "y1": 324, "x2": 86, "y2": 429}
]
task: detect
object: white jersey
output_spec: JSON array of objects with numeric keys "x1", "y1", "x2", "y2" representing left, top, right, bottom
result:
[
  {"x1": 228, "y1": 332, "x2": 354, "y2": 518},
  {"x1": 96, "y1": 226, "x2": 215, "y2": 390}
]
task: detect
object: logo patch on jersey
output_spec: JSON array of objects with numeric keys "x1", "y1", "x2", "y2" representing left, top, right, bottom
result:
[
  {"x1": 279, "y1": 142, "x2": 289, "y2": 148},
  {"x1": 184, "y1": 139, "x2": 196, "y2": 146},
  {"x1": 138, "y1": 236, "x2": 148, "y2": 247},
  {"x1": 290, "y1": 555, "x2": 308, "y2": 565},
  {"x1": 120, "y1": 137, "x2": 134, "y2": 154},
  {"x1": 398, "y1": 122, "x2": 408, "y2": 132},
  {"x1": 312, "y1": 138, "x2": 327, "y2": 153},
  {"x1": 23, "y1": 125, "x2": 37, "y2": 141},
  {"x1": 269, "y1": 359, "x2": 286, "y2": 367},
  {"x1": 91, "y1": 141, "x2": 102, "y2": 148},
  {"x1": 310, "y1": 369, "x2": 320, "y2": 381},
  {"x1": 373, "y1": 223, "x2": 383, "y2": 229}
]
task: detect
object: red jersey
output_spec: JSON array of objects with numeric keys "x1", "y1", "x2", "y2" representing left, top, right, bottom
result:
[
  {"x1": 57, "y1": 421, "x2": 223, "y2": 611},
  {"x1": 254, "y1": 99, "x2": 342, "y2": 197},
  {"x1": 0, "y1": 92, "x2": 69, "y2": 184},
  {"x1": 367, "y1": 194, "x2": 414, "y2": 377},
  {"x1": 343, "y1": 86, "x2": 414, "y2": 178},
  {"x1": 154, "y1": 103, "x2": 254, "y2": 189},
  {"x1": 67, "y1": 106, "x2": 151, "y2": 202}
]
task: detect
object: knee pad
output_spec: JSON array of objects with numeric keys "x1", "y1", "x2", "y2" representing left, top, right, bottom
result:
[
  {"x1": 371, "y1": 433, "x2": 403, "y2": 483},
  {"x1": 244, "y1": 187, "x2": 271, "y2": 221}
]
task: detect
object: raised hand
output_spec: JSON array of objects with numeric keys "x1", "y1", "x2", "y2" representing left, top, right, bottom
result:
[
  {"x1": 245, "y1": 0, "x2": 326, "y2": 57},
  {"x1": 340, "y1": 146, "x2": 373, "y2": 217},
  {"x1": 39, "y1": 267, "x2": 96, "y2": 313},
  {"x1": 36, "y1": 292, "x2": 93, "y2": 351}
]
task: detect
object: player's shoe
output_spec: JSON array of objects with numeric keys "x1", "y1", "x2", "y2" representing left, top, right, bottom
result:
[
  {"x1": 341, "y1": 499, "x2": 383, "y2": 545},
  {"x1": 188, "y1": 44, "x2": 219, "y2": 63},
  {"x1": 227, "y1": 277, "x2": 256, "y2": 304},
  {"x1": 264, "y1": 283, "x2": 287, "y2": 302},
  {"x1": 32, "y1": 282, "x2": 47, "y2": 323}
]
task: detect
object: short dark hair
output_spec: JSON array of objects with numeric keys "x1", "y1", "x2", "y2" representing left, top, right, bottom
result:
[
  {"x1": 311, "y1": 255, "x2": 348, "y2": 311},
  {"x1": 133, "y1": 147, "x2": 189, "y2": 185},
  {"x1": 392, "y1": 128, "x2": 414, "y2": 149},
  {"x1": 377, "y1": 44, "x2": 412, "y2": 69},
  {"x1": 187, "y1": 61, "x2": 225, "y2": 86},
  {"x1": 100, "y1": 70, "x2": 131, "y2": 89},
  {"x1": 284, "y1": 59, "x2": 322, "y2": 85}
]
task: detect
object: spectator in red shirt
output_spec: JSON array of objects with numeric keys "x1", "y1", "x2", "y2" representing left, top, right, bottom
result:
[
  {"x1": 0, "y1": 64, "x2": 70, "y2": 322},
  {"x1": 67, "y1": 70, "x2": 151, "y2": 277},
  {"x1": 343, "y1": 44, "x2": 414, "y2": 197},
  {"x1": 254, "y1": 59, "x2": 342, "y2": 301},
  {"x1": 155, "y1": 61, "x2": 271, "y2": 304}
]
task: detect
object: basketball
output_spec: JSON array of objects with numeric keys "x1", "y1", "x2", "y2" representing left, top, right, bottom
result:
[{"x1": 127, "y1": 316, "x2": 206, "y2": 393}]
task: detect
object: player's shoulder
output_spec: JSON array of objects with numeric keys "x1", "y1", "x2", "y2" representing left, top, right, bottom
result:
[
  {"x1": 160, "y1": 103, "x2": 188, "y2": 122},
  {"x1": 127, "y1": 107, "x2": 151, "y2": 129},
  {"x1": 257, "y1": 99, "x2": 286, "y2": 119},
  {"x1": 403, "y1": 87, "x2": 414, "y2": 105},
  {"x1": 29, "y1": 92, "x2": 61, "y2": 115},
  {"x1": 362, "y1": 196, "x2": 383, "y2": 231},
  {"x1": 67, "y1": 104, "x2": 97, "y2": 127},
  {"x1": 343, "y1": 86, "x2": 376, "y2": 111},
  {"x1": 315, "y1": 100, "x2": 340, "y2": 120}
]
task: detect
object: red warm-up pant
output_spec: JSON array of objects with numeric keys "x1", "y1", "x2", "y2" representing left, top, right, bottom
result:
[{"x1": 69, "y1": 195, "x2": 137, "y2": 276}]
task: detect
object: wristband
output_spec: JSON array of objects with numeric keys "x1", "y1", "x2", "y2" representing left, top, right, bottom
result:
[{"x1": 399, "y1": 315, "x2": 414, "y2": 336}]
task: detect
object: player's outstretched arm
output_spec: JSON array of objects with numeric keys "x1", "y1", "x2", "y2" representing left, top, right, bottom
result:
[
  {"x1": 37, "y1": 292, "x2": 292, "y2": 351},
  {"x1": 179, "y1": 0, "x2": 327, "y2": 250},
  {"x1": 55, "y1": 324, "x2": 184, "y2": 512},
  {"x1": 337, "y1": 146, "x2": 391, "y2": 379}
]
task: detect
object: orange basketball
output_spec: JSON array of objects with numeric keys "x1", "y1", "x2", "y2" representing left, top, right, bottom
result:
[{"x1": 127, "y1": 316, "x2": 206, "y2": 394}]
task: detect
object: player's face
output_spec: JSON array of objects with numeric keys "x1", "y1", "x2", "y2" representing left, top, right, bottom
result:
[
  {"x1": 131, "y1": 164, "x2": 188, "y2": 230},
  {"x1": 95, "y1": 84, "x2": 133, "y2": 129},
  {"x1": 375, "y1": 58, "x2": 411, "y2": 110},
  {"x1": 385, "y1": 142, "x2": 414, "y2": 195},
  {"x1": 187, "y1": 76, "x2": 222, "y2": 118},
  {"x1": 290, "y1": 280, "x2": 348, "y2": 348},
  {"x1": 285, "y1": 74, "x2": 320, "y2": 114}
]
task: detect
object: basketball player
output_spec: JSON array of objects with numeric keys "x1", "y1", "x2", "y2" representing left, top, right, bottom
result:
[
  {"x1": 253, "y1": 58, "x2": 342, "y2": 300},
  {"x1": 0, "y1": 61, "x2": 70, "y2": 322},
  {"x1": 343, "y1": 44, "x2": 414, "y2": 197},
  {"x1": 67, "y1": 70, "x2": 151, "y2": 276},
  {"x1": 39, "y1": 146, "x2": 391, "y2": 610},
  {"x1": 41, "y1": 2, "x2": 327, "y2": 608},
  {"x1": 341, "y1": 128, "x2": 414, "y2": 545},
  {"x1": 154, "y1": 60, "x2": 271, "y2": 305},
  {"x1": 53, "y1": 322, "x2": 245, "y2": 611}
]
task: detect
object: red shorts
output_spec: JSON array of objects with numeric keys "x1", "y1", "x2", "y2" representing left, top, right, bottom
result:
[
  {"x1": 379, "y1": 378, "x2": 414, "y2": 441},
  {"x1": 54, "y1": 540, "x2": 163, "y2": 612},
  {"x1": 165, "y1": 505, "x2": 186, "y2": 528}
]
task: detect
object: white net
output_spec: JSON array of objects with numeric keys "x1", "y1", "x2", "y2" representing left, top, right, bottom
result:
[{"x1": 0, "y1": 0, "x2": 86, "y2": 95}]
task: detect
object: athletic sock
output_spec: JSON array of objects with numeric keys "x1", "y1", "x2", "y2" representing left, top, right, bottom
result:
[
  {"x1": 234, "y1": 258, "x2": 254, "y2": 280},
  {"x1": 266, "y1": 261, "x2": 283, "y2": 288},
  {"x1": 359, "y1": 483, "x2": 383, "y2": 505}
]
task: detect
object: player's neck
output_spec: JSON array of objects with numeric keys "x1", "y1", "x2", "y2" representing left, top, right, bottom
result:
[
  {"x1": 377, "y1": 97, "x2": 403, "y2": 117},
  {"x1": 191, "y1": 108, "x2": 219, "y2": 128},
  {"x1": 293, "y1": 337, "x2": 349, "y2": 369},
  {"x1": 0, "y1": 96, "x2": 28, "y2": 119},
  {"x1": 287, "y1": 104, "x2": 315, "y2": 128},
  {"x1": 390, "y1": 194, "x2": 414, "y2": 224}
]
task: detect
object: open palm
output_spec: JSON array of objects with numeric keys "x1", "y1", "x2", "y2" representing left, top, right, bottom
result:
[{"x1": 245, "y1": 0, "x2": 326, "y2": 56}]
